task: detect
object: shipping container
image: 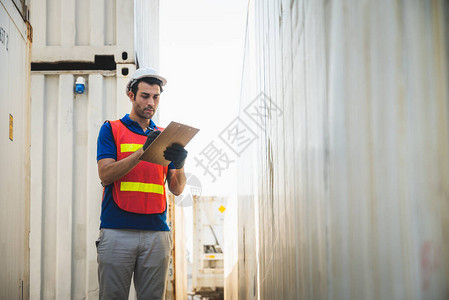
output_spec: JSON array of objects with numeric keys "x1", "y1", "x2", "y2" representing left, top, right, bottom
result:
[
  {"x1": 0, "y1": 0, "x2": 31, "y2": 298},
  {"x1": 29, "y1": 67, "x2": 135, "y2": 300},
  {"x1": 28, "y1": 0, "x2": 172, "y2": 297},
  {"x1": 166, "y1": 194, "x2": 189, "y2": 300},
  {"x1": 192, "y1": 196, "x2": 225, "y2": 299},
  {"x1": 174, "y1": 202, "x2": 189, "y2": 300},
  {"x1": 134, "y1": 0, "x2": 159, "y2": 70},
  {"x1": 233, "y1": 0, "x2": 449, "y2": 299},
  {"x1": 30, "y1": 0, "x2": 134, "y2": 64},
  {"x1": 224, "y1": 194, "x2": 239, "y2": 300}
]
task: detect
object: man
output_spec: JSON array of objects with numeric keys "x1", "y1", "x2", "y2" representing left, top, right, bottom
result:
[{"x1": 96, "y1": 67, "x2": 187, "y2": 299}]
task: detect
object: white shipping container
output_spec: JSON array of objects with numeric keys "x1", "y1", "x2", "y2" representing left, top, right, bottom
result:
[
  {"x1": 192, "y1": 196, "x2": 225, "y2": 297},
  {"x1": 134, "y1": 0, "x2": 159, "y2": 69},
  {"x1": 165, "y1": 194, "x2": 189, "y2": 300},
  {"x1": 30, "y1": 0, "x2": 134, "y2": 63},
  {"x1": 28, "y1": 0, "x2": 164, "y2": 298},
  {"x1": 29, "y1": 65, "x2": 136, "y2": 300},
  {"x1": 0, "y1": 0, "x2": 31, "y2": 299},
  {"x1": 173, "y1": 203, "x2": 188, "y2": 300},
  {"x1": 234, "y1": 0, "x2": 449, "y2": 299}
]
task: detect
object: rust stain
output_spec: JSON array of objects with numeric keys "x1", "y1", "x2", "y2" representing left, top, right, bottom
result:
[{"x1": 421, "y1": 241, "x2": 442, "y2": 291}]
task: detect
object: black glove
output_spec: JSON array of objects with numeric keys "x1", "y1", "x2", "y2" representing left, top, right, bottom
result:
[
  {"x1": 164, "y1": 143, "x2": 188, "y2": 169},
  {"x1": 143, "y1": 130, "x2": 161, "y2": 151}
]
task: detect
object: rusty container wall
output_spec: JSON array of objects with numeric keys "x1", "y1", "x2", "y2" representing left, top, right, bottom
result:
[
  {"x1": 235, "y1": 0, "x2": 449, "y2": 299},
  {"x1": 0, "y1": 0, "x2": 31, "y2": 299}
]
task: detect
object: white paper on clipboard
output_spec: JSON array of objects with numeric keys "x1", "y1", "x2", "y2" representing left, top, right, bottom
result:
[{"x1": 138, "y1": 121, "x2": 200, "y2": 166}]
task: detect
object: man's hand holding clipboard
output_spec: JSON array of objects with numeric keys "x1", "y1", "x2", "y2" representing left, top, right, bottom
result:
[{"x1": 139, "y1": 121, "x2": 200, "y2": 166}]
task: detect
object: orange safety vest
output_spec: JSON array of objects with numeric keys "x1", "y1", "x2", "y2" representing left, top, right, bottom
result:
[{"x1": 109, "y1": 120, "x2": 168, "y2": 214}]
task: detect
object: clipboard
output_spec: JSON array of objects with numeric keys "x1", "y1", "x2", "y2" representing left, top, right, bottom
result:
[{"x1": 139, "y1": 121, "x2": 200, "y2": 166}]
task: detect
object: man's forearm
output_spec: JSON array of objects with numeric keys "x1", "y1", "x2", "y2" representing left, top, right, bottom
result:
[
  {"x1": 98, "y1": 148, "x2": 144, "y2": 186},
  {"x1": 168, "y1": 168, "x2": 187, "y2": 196}
]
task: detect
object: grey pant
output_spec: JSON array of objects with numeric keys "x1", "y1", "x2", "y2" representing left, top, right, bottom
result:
[{"x1": 96, "y1": 229, "x2": 172, "y2": 300}]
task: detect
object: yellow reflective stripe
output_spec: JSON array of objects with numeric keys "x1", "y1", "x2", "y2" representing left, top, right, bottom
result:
[
  {"x1": 120, "y1": 182, "x2": 164, "y2": 194},
  {"x1": 121, "y1": 143, "x2": 143, "y2": 152}
]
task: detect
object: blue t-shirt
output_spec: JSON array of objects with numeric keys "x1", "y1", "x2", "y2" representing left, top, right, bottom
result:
[{"x1": 97, "y1": 114, "x2": 174, "y2": 230}]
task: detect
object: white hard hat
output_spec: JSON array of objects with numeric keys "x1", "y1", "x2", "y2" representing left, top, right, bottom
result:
[{"x1": 126, "y1": 67, "x2": 167, "y2": 95}]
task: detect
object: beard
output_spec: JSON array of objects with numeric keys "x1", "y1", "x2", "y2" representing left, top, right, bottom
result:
[{"x1": 135, "y1": 104, "x2": 155, "y2": 119}]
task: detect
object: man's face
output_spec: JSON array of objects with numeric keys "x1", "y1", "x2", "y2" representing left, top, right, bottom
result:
[{"x1": 131, "y1": 82, "x2": 161, "y2": 120}]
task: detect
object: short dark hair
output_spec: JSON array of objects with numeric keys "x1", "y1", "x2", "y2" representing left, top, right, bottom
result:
[{"x1": 130, "y1": 77, "x2": 163, "y2": 98}]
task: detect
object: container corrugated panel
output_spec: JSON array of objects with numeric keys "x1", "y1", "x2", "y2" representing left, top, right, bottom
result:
[
  {"x1": 133, "y1": 0, "x2": 162, "y2": 127},
  {"x1": 223, "y1": 194, "x2": 239, "y2": 300},
  {"x1": 235, "y1": 0, "x2": 449, "y2": 299},
  {"x1": 134, "y1": 0, "x2": 159, "y2": 69},
  {"x1": 165, "y1": 194, "x2": 189, "y2": 300},
  {"x1": 29, "y1": 0, "x2": 134, "y2": 63},
  {"x1": 166, "y1": 194, "x2": 175, "y2": 300},
  {"x1": 0, "y1": 0, "x2": 31, "y2": 299},
  {"x1": 29, "y1": 65, "x2": 136, "y2": 300},
  {"x1": 173, "y1": 203, "x2": 188, "y2": 300}
]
